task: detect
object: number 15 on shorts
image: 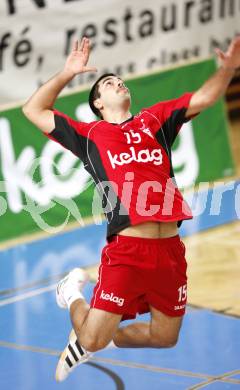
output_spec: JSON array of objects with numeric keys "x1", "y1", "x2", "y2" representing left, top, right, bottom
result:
[{"x1": 178, "y1": 284, "x2": 187, "y2": 302}]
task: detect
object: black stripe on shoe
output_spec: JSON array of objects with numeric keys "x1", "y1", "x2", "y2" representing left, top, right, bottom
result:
[
  {"x1": 75, "y1": 340, "x2": 85, "y2": 356},
  {"x1": 68, "y1": 344, "x2": 79, "y2": 362},
  {"x1": 65, "y1": 356, "x2": 73, "y2": 368}
]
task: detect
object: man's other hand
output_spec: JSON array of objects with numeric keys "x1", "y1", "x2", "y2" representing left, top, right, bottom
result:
[
  {"x1": 215, "y1": 36, "x2": 240, "y2": 71},
  {"x1": 64, "y1": 37, "x2": 98, "y2": 76}
]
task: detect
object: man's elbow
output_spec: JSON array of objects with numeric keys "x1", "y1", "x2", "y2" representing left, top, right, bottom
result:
[
  {"x1": 21, "y1": 105, "x2": 54, "y2": 134},
  {"x1": 22, "y1": 102, "x2": 32, "y2": 119},
  {"x1": 22, "y1": 103, "x2": 41, "y2": 123},
  {"x1": 21, "y1": 103, "x2": 41, "y2": 130}
]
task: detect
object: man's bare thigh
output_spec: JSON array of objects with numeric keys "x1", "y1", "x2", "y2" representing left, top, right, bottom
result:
[{"x1": 150, "y1": 305, "x2": 184, "y2": 346}]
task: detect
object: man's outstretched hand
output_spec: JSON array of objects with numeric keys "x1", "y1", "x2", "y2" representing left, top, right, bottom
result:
[
  {"x1": 215, "y1": 36, "x2": 240, "y2": 71},
  {"x1": 64, "y1": 37, "x2": 97, "y2": 76}
]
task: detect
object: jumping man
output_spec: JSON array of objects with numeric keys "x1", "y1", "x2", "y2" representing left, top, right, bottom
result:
[{"x1": 22, "y1": 36, "x2": 240, "y2": 381}]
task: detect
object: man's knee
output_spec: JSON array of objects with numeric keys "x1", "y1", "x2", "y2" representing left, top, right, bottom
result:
[
  {"x1": 150, "y1": 330, "x2": 179, "y2": 348},
  {"x1": 77, "y1": 308, "x2": 121, "y2": 352},
  {"x1": 80, "y1": 334, "x2": 109, "y2": 353},
  {"x1": 151, "y1": 336, "x2": 179, "y2": 348}
]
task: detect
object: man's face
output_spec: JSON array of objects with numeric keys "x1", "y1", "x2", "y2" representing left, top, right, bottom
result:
[{"x1": 95, "y1": 76, "x2": 131, "y2": 113}]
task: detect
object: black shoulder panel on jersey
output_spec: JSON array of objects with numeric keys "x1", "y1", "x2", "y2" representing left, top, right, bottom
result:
[
  {"x1": 51, "y1": 115, "x2": 87, "y2": 161},
  {"x1": 155, "y1": 107, "x2": 187, "y2": 179},
  {"x1": 156, "y1": 107, "x2": 187, "y2": 147}
]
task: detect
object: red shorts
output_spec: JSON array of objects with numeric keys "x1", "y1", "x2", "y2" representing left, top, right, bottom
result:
[{"x1": 90, "y1": 234, "x2": 187, "y2": 320}]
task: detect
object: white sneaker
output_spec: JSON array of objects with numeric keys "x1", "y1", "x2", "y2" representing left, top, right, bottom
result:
[
  {"x1": 55, "y1": 329, "x2": 91, "y2": 382},
  {"x1": 56, "y1": 268, "x2": 89, "y2": 309}
]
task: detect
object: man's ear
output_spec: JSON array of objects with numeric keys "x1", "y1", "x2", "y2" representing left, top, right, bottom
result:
[{"x1": 94, "y1": 98, "x2": 103, "y2": 111}]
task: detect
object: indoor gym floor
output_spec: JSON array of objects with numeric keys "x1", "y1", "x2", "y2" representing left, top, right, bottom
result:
[{"x1": 0, "y1": 180, "x2": 239, "y2": 390}]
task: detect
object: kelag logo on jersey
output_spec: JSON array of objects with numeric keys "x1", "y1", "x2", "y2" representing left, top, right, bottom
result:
[{"x1": 107, "y1": 146, "x2": 163, "y2": 169}]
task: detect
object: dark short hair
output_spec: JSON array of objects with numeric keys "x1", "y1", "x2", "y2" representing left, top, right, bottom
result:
[{"x1": 88, "y1": 73, "x2": 116, "y2": 118}]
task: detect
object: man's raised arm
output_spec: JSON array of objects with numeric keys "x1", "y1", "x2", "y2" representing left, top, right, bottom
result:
[
  {"x1": 22, "y1": 38, "x2": 97, "y2": 133},
  {"x1": 186, "y1": 36, "x2": 240, "y2": 118}
]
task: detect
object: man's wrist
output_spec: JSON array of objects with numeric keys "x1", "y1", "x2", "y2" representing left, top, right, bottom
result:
[
  {"x1": 220, "y1": 64, "x2": 236, "y2": 74},
  {"x1": 61, "y1": 68, "x2": 76, "y2": 81}
]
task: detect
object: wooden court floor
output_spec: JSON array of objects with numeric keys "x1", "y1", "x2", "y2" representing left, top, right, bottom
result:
[{"x1": 185, "y1": 220, "x2": 240, "y2": 317}]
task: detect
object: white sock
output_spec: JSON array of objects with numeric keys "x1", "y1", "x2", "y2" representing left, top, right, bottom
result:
[{"x1": 64, "y1": 290, "x2": 84, "y2": 309}]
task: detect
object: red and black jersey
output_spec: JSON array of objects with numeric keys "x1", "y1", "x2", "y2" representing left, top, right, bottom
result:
[{"x1": 45, "y1": 93, "x2": 194, "y2": 238}]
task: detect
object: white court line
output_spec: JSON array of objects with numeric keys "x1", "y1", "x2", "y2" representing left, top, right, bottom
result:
[
  {"x1": 0, "y1": 340, "x2": 239, "y2": 385},
  {"x1": 0, "y1": 283, "x2": 57, "y2": 307}
]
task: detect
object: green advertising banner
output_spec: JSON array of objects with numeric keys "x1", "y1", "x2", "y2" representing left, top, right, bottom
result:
[{"x1": 0, "y1": 59, "x2": 235, "y2": 243}]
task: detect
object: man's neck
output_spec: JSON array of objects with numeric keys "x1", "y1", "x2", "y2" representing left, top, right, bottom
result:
[{"x1": 103, "y1": 110, "x2": 132, "y2": 124}]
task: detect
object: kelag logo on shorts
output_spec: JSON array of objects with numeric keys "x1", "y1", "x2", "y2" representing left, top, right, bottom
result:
[{"x1": 100, "y1": 290, "x2": 125, "y2": 307}]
